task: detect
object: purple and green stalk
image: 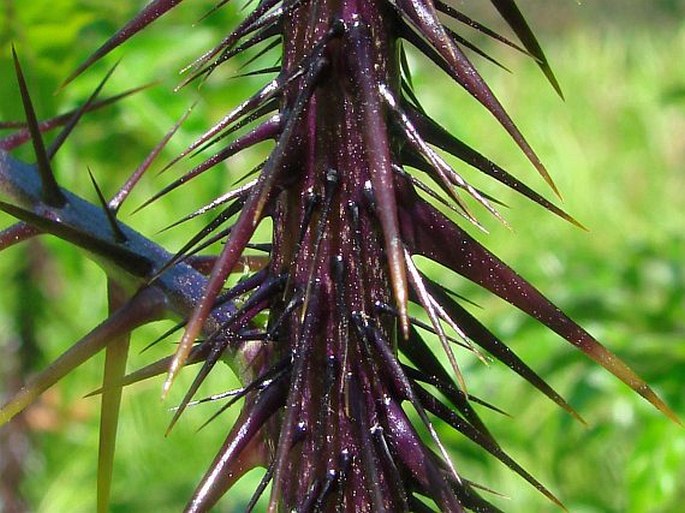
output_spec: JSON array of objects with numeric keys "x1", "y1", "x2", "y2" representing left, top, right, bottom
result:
[{"x1": 0, "y1": 1, "x2": 679, "y2": 512}]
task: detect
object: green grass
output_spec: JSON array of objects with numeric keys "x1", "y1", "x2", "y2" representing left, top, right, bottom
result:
[{"x1": 1, "y1": 3, "x2": 684, "y2": 512}]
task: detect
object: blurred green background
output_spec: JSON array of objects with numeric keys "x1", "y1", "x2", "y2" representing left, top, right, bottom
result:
[{"x1": 0, "y1": 1, "x2": 683, "y2": 512}]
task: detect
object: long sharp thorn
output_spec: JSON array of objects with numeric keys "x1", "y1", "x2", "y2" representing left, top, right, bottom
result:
[
  {"x1": 1, "y1": 82, "x2": 159, "y2": 152},
  {"x1": 404, "y1": 247, "x2": 468, "y2": 394},
  {"x1": 162, "y1": 186, "x2": 266, "y2": 398},
  {"x1": 158, "y1": 179, "x2": 256, "y2": 232},
  {"x1": 404, "y1": 197, "x2": 682, "y2": 426},
  {"x1": 197, "y1": 0, "x2": 233, "y2": 24},
  {"x1": 397, "y1": 1, "x2": 561, "y2": 197},
  {"x1": 110, "y1": 101, "x2": 197, "y2": 213},
  {"x1": 350, "y1": 25, "x2": 409, "y2": 338},
  {"x1": 490, "y1": 0, "x2": 564, "y2": 99},
  {"x1": 434, "y1": 1, "x2": 528, "y2": 55},
  {"x1": 61, "y1": 0, "x2": 186, "y2": 88},
  {"x1": 0, "y1": 287, "x2": 165, "y2": 426},
  {"x1": 49, "y1": 61, "x2": 120, "y2": 160},
  {"x1": 12, "y1": 45, "x2": 66, "y2": 208},
  {"x1": 88, "y1": 168, "x2": 127, "y2": 243},
  {"x1": 97, "y1": 280, "x2": 131, "y2": 513}
]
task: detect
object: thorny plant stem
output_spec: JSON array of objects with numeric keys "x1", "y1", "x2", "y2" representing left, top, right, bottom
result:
[{"x1": 0, "y1": 1, "x2": 680, "y2": 512}]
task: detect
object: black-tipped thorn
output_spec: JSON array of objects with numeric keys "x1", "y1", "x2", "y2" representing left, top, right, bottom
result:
[
  {"x1": 48, "y1": 61, "x2": 121, "y2": 160},
  {"x1": 12, "y1": 45, "x2": 66, "y2": 208},
  {"x1": 88, "y1": 168, "x2": 127, "y2": 243}
]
